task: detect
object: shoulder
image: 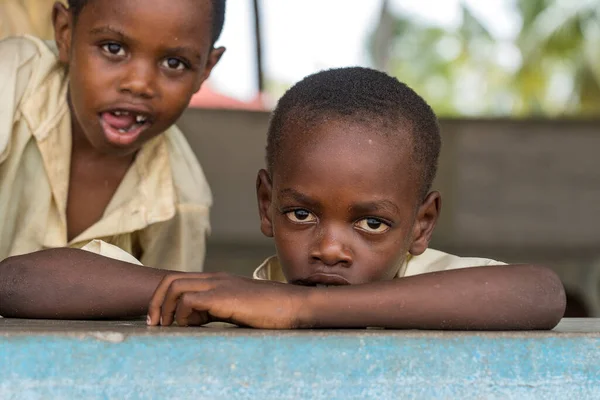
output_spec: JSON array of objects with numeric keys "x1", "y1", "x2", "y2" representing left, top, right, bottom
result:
[
  {"x1": 0, "y1": 35, "x2": 63, "y2": 113},
  {"x1": 0, "y1": 36, "x2": 44, "y2": 106},
  {"x1": 0, "y1": 35, "x2": 41, "y2": 60},
  {"x1": 163, "y1": 125, "x2": 212, "y2": 208},
  {"x1": 402, "y1": 248, "x2": 505, "y2": 277},
  {"x1": 0, "y1": 35, "x2": 58, "y2": 78},
  {"x1": 0, "y1": 36, "x2": 61, "y2": 162}
]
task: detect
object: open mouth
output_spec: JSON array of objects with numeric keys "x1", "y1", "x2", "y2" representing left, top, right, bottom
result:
[{"x1": 99, "y1": 110, "x2": 153, "y2": 146}]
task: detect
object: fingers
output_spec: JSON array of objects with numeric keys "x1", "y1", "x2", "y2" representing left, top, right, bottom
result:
[
  {"x1": 160, "y1": 279, "x2": 214, "y2": 326},
  {"x1": 186, "y1": 309, "x2": 208, "y2": 326},
  {"x1": 147, "y1": 272, "x2": 227, "y2": 326},
  {"x1": 147, "y1": 273, "x2": 185, "y2": 326},
  {"x1": 147, "y1": 273, "x2": 203, "y2": 325},
  {"x1": 175, "y1": 293, "x2": 210, "y2": 327}
]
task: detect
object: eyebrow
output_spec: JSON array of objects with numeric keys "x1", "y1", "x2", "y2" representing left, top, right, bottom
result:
[
  {"x1": 166, "y1": 47, "x2": 203, "y2": 61},
  {"x1": 89, "y1": 27, "x2": 202, "y2": 61},
  {"x1": 89, "y1": 26, "x2": 127, "y2": 39},
  {"x1": 278, "y1": 188, "x2": 321, "y2": 209},
  {"x1": 349, "y1": 200, "x2": 400, "y2": 216},
  {"x1": 279, "y1": 188, "x2": 400, "y2": 215}
]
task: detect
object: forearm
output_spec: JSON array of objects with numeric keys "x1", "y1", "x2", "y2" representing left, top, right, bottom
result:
[
  {"x1": 0, "y1": 248, "x2": 168, "y2": 319},
  {"x1": 302, "y1": 265, "x2": 566, "y2": 330}
]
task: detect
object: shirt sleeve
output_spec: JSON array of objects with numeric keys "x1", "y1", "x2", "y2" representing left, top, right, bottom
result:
[
  {"x1": 0, "y1": 36, "x2": 38, "y2": 164},
  {"x1": 402, "y1": 248, "x2": 507, "y2": 277},
  {"x1": 80, "y1": 239, "x2": 144, "y2": 266},
  {"x1": 138, "y1": 204, "x2": 210, "y2": 272}
]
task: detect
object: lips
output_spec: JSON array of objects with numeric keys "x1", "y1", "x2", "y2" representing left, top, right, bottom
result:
[
  {"x1": 295, "y1": 273, "x2": 351, "y2": 287},
  {"x1": 99, "y1": 107, "x2": 153, "y2": 146}
]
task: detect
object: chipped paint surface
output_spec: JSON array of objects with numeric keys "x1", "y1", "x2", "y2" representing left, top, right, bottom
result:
[{"x1": 0, "y1": 319, "x2": 599, "y2": 399}]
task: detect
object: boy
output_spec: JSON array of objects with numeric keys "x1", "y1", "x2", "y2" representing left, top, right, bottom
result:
[
  {"x1": 146, "y1": 67, "x2": 566, "y2": 329},
  {"x1": 0, "y1": 0, "x2": 226, "y2": 270},
  {"x1": 0, "y1": 68, "x2": 566, "y2": 330}
]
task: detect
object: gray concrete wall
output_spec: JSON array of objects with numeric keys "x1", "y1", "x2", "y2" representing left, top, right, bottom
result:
[{"x1": 178, "y1": 109, "x2": 600, "y2": 311}]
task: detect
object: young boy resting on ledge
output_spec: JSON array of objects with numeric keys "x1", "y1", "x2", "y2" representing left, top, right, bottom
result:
[
  {"x1": 0, "y1": 0, "x2": 225, "y2": 271},
  {"x1": 0, "y1": 68, "x2": 566, "y2": 330}
]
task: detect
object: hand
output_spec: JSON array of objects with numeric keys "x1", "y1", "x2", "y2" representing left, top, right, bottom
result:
[{"x1": 147, "y1": 272, "x2": 312, "y2": 329}]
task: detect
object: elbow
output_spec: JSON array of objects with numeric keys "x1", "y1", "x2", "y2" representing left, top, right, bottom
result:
[
  {"x1": 547, "y1": 268, "x2": 567, "y2": 328},
  {"x1": 527, "y1": 264, "x2": 566, "y2": 330},
  {"x1": 0, "y1": 255, "x2": 28, "y2": 317},
  {"x1": 0, "y1": 250, "x2": 60, "y2": 317},
  {"x1": 0, "y1": 254, "x2": 25, "y2": 288}
]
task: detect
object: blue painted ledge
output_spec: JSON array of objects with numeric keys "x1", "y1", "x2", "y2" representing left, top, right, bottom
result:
[{"x1": 0, "y1": 318, "x2": 599, "y2": 399}]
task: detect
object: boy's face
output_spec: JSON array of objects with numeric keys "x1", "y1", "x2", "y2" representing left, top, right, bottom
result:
[
  {"x1": 53, "y1": 0, "x2": 224, "y2": 155},
  {"x1": 257, "y1": 120, "x2": 441, "y2": 286}
]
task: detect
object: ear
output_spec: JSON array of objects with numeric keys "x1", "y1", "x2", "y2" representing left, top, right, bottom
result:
[
  {"x1": 52, "y1": 2, "x2": 73, "y2": 64},
  {"x1": 194, "y1": 46, "x2": 226, "y2": 93},
  {"x1": 408, "y1": 191, "x2": 441, "y2": 256},
  {"x1": 256, "y1": 169, "x2": 274, "y2": 237}
]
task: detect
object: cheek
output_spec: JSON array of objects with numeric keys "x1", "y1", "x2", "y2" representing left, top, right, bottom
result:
[
  {"x1": 68, "y1": 53, "x2": 109, "y2": 110},
  {"x1": 67, "y1": 71, "x2": 92, "y2": 123},
  {"x1": 160, "y1": 79, "x2": 197, "y2": 113},
  {"x1": 272, "y1": 219, "x2": 312, "y2": 279},
  {"x1": 355, "y1": 234, "x2": 409, "y2": 281}
]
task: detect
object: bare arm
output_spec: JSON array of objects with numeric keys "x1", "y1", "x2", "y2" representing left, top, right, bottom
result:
[
  {"x1": 0, "y1": 248, "x2": 168, "y2": 319},
  {"x1": 302, "y1": 264, "x2": 566, "y2": 330},
  {"x1": 149, "y1": 264, "x2": 566, "y2": 330}
]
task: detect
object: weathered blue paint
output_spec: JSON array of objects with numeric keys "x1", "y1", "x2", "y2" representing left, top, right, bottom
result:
[{"x1": 1, "y1": 319, "x2": 599, "y2": 399}]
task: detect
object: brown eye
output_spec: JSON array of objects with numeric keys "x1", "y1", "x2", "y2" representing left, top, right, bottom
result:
[
  {"x1": 162, "y1": 58, "x2": 186, "y2": 70},
  {"x1": 285, "y1": 209, "x2": 316, "y2": 223},
  {"x1": 102, "y1": 43, "x2": 125, "y2": 56},
  {"x1": 355, "y1": 217, "x2": 390, "y2": 234}
]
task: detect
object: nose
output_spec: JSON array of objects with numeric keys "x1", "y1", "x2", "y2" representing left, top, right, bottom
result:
[
  {"x1": 310, "y1": 224, "x2": 353, "y2": 267},
  {"x1": 119, "y1": 60, "x2": 157, "y2": 99}
]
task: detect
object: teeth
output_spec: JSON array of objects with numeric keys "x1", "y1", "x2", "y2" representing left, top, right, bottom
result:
[
  {"x1": 113, "y1": 111, "x2": 130, "y2": 116},
  {"x1": 136, "y1": 114, "x2": 147, "y2": 124},
  {"x1": 118, "y1": 128, "x2": 128, "y2": 133}
]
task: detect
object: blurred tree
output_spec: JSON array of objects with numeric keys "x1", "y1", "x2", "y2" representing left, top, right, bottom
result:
[
  {"x1": 516, "y1": 0, "x2": 600, "y2": 116},
  {"x1": 371, "y1": 0, "x2": 600, "y2": 117}
]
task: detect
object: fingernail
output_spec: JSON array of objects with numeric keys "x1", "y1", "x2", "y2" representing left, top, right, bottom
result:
[
  {"x1": 160, "y1": 316, "x2": 163, "y2": 326},
  {"x1": 146, "y1": 315, "x2": 151, "y2": 325}
]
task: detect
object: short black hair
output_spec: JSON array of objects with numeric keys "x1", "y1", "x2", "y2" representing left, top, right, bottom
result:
[
  {"x1": 67, "y1": 0, "x2": 226, "y2": 46},
  {"x1": 267, "y1": 67, "x2": 441, "y2": 199}
]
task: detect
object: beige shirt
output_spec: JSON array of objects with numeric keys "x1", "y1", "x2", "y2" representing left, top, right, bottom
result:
[
  {"x1": 253, "y1": 248, "x2": 506, "y2": 282},
  {"x1": 0, "y1": 35, "x2": 212, "y2": 272}
]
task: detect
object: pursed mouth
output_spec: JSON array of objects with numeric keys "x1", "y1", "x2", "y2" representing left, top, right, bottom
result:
[{"x1": 293, "y1": 273, "x2": 351, "y2": 287}]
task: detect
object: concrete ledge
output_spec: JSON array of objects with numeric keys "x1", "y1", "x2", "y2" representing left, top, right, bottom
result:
[{"x1": 1, "y1": 319, "x2": 599, "y2": 399}]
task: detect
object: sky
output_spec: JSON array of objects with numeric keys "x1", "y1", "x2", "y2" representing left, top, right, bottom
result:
[{"x1": 207, "y1": 0, "x2": 519, "y2": 103}]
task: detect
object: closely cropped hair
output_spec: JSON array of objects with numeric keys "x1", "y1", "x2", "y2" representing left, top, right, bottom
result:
[
  {"x1": 67, "y1": 0, "x2": 226, "y2": 45},
  {"x1": 267, "y1": 67, "x2": 441, "y2": 198}
]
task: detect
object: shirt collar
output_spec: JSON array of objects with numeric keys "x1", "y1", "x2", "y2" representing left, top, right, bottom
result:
[{"x1": 253, "y1": 255, "x2": 411, "y2": 282}]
